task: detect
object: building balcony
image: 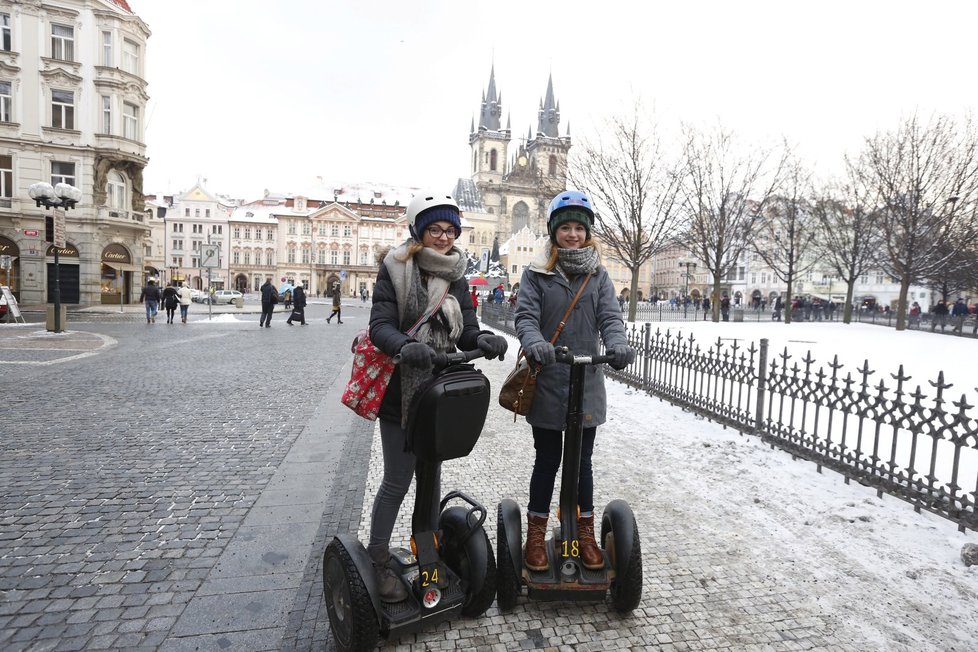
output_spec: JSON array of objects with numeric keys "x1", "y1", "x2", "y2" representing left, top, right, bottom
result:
[{"x1": 97, "y1": 205, "x2": 146, "y2": 225}]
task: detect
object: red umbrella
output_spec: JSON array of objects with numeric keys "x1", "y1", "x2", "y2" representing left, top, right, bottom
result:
[{"x1": 469, "y1": 277, "x2": 489, "y2": 286}]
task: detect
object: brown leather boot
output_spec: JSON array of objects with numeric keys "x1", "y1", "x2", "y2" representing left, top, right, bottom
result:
[
  {"x1": 524, "y1": 514, "x2": 549, "y2": 571},
  {"x1": 578, "y1": 514, "x2": 604, "y2": 570}
]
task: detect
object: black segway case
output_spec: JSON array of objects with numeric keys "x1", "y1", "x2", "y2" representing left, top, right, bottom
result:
[{"x1": 406, "y1": 360, "x2": 491, "y2": 461}]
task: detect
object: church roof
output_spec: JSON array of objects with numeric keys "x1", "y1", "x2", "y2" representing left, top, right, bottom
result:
[{"x1": 453, "y1": 178, "x2": 485, "y2": 213}]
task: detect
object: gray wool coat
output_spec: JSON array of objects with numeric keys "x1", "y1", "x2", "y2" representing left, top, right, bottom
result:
[{"x1": 514, "y1": 252, "x2": 628, "y2": 431}]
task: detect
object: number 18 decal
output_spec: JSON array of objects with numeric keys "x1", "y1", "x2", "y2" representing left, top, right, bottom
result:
[{"x1": 561, "y1": 540, "x2": 579, "y2": 558}]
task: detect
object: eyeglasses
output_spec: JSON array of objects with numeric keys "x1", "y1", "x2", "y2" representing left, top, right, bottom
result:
[{"x1": 425, "y1": 226, "x2": 458, "y2": 239}]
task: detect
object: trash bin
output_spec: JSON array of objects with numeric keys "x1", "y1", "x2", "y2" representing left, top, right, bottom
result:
[
  {"x1": 234, "y1": 297, "x2": 244, "y2": 309},
  {"x1": 46, "y1": 304, "x2": 67, "y2": 332},
  {"x1": 732, "y1": 308, "x2": 744, "y2": 322}
]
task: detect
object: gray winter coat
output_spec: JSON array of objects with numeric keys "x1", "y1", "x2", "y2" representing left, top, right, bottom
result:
[{"x1": 514, "y1": 250, "x2": 627, "y2": 430}]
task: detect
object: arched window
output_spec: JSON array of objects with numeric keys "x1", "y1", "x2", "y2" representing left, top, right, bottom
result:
[
  {"x1": 490, "y1": 149, "x2": 498, "y2": 171},
  {"x1": 512, "y1": 201, "x2": 529, "y2": 233},
  {"x1": 548, "y1": 156, "x2": 558, "y2": 176},
  {"x1": 107, "y1": 170, "x2": 126, "y2": 210}
]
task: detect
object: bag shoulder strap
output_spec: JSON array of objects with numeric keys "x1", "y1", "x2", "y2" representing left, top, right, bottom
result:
[{"x1": 406, "y1": 286, "x2": 450, "y2": 337}]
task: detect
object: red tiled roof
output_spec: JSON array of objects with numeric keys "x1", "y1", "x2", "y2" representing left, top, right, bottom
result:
[{"x1": 111, "y1": 0, "x2": 133, "y2": 12}]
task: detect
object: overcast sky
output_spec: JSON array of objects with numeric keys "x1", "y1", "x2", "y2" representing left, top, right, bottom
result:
[{"x1": 131, "y1": 0, "x2": 978, "y2": 201}]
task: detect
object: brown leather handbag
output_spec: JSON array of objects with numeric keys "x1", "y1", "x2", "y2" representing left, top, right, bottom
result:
[{"x1": 498, "y1": 274, "x2": 592, "y2": 420}]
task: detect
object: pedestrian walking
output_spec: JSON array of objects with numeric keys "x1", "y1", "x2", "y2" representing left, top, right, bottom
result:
[
  {"x1": 138, "y1": 279, "x2": 161, "y2": 324},
  {"x1": 326, "y1": 286, "x2": 343, "y2": 324},
  {"x1": 931, "y1": 299, "x2": 949, "y2": 332},
  {"x1": 284, "y1": 290, "x2": 292, "y2": 311},
  {"x1": 908, "y1": 301, "x2": 922, "y2": 328},
  {"x1": 720, "y1": 293, "x2": 730, "y2": 321},
  {"x1": 514, "y1": 190, "x2": 634, "y2": 573},
  {"x1": 177, "y1": 282, "x2": 192, "y2": 323},
  {"x1": 470, "y1": 288, "x2": 479, "y2": 312},
  {"x1": 286, "y1": 284, "x2": 308, "y2": 325},
  {"x1": 773, "y1": 295, "x2": 783, "y2": 321},
  {"x1": 702, "y1": 297, "x2": 710, "y2": 321},
  {"x1": 259, "y1": 278, "x2": 278, "y2": 327},
  {"x1": 951, "y1": 298, "x2": 968, "y2": 334},
  {"x1": 161, "y1": 284, "x2": 179, "y2": 324},
  {"x1": 365, "y1": 189, "x2": 508, "y2": 602}
]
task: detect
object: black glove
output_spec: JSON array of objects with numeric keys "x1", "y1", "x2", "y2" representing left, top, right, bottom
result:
[
  {"x1": 525, "y1": 341, "x2": 555, "y2": 366},
  {"x1": 608, "y1": 344, "x2": 635, "y2": 370},
  {"x1": 477, "y1": 334, "x2": 508, "y2": 360},
  {"x1": 398, "y1": 342, "x2": 433, "y2": 368}
]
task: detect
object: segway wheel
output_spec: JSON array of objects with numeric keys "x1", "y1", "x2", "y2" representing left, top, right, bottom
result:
[
  {"x1": 439, "y1": 506, "x2": 497, "y2": 618},
  {"x1": 495, "y1": 502, "x2": 521, "y2": 612},
  {"x1": 601, "y1": 502, "x2": 643, "y2": 613},
  {"x1": 322, "y1": 540, "x2": 379, "y2": 651}
]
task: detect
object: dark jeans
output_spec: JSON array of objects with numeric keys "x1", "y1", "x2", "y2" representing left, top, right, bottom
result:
[
  {"x1": 528, "y1": 425, "x2": 596, "y2": 516},
  {"x1": 260, "y1": 302, "x2": 275, "y2": 325}
]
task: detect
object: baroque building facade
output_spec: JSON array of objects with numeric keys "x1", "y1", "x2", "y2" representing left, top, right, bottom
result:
[{"x1": 0, "y1": 0, "x2": 150, "y2": 305}]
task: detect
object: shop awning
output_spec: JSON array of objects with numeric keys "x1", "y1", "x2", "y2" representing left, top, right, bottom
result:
[{"x1": 103, "y1": 262, "x2": 142, "y2": 272}]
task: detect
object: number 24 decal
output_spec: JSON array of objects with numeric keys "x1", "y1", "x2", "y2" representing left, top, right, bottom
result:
[{"x1": 420, "y1": 568, "x2": 439, "y2": 587}]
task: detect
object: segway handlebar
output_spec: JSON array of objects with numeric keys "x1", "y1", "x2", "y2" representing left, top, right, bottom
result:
[
  {"x1": 554, "y1": 346, "x2": 616, "y2": 366},
  {"x1": 392, "y1": 347, "x2": 485, "y2": 370}
]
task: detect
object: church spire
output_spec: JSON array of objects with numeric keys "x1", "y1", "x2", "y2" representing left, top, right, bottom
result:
[
  {"x1": 478, "y1": 64, "x2": 502, "y2": 131},
  {"x1": 536, "y1": 73, "x2": 560, "y2": 138}
]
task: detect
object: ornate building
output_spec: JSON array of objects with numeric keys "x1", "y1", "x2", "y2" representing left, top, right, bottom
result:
[
  {"x1": 456, "y1": 66, "x2": 571, "y2": 250},
  {"x1": 0, "y1": 0, "x2": 150, "y2": 305}
]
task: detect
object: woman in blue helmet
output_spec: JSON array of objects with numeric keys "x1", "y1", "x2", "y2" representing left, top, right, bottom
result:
[{"x1": 514, "y1": 190, "x2": 635, "y2": 572}]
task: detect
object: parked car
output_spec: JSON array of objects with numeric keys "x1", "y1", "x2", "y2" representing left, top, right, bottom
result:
[
  {"x1": 205, "y1": 289, "x2": 243, "y2": 304},
  {"x1": 190, "y1": 288, "x2": 206, "y2": 303}
]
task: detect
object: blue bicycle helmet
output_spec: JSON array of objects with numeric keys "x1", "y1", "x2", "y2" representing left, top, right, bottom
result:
[{"x1": 547, "y1": 190, "x2": 594, "y2": 243}]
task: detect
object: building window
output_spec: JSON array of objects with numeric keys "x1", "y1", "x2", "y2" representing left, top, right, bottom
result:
[
  {"x1": 233, "y1": 227, "x2": 240, "y2": 238},
  {"x1": 0, "y1": 81, "x2": 10, "y2": 122},
  {"x1": 232, "y1": 251, "x2": 240, "y2": 264},
  {"x1": 243, "y1": 251, "x2": 251, "y2": 265},
  {"x1": 267, "y1": 230, "x2": 273, "y2": 241},
  {"x1": 172, "y1": 223, "x2": 179, "y2": 233},
  {"x1": 123, "y1": 103, "x2": 138, "y2": 140},
  {"x1": 490, "y1": 149, "x2": 497, "y2": 171},
  {"x1": 360, "y1": 251, "x2": 367, "y2": 265},
  {"x1": 51, "y1": 24, "x2": 74, "y2": 61},
  {"x1": 102, "y1": 31, "x2": 112, "y2": 66},
  {"x1": 343, "y1": 225, "x2": 351, "y2": 237},
  {"x1": 52, "y1": 89, "x2": 74, "y2": 129},
  {"x1": 205, "y1": 209, "x2": 210, "y2": 217},
  {"x1": 343, "y1": 251, "x2": 351, "y2": 265},
  {"x1": 288, "y1": 222, "x2": 296, "y2": 235},
  {"x1": 318, "y1": 224, "x2": 326, "y2": 236},
  {"x1": 287, "y1": 247, "x2": 296, "y2": 263},
  {"x1": 302, "y1": 222, "x2": 310, "y2": 235},
  {"x1": 331, "y1": 224, "x2": 338, "y2": 237},
  {"x1": 0, "y1": 155, "x2": 12, "y2": 199},
  {"x1": 256, "y1": 228, "x2": 262, "y2": 240},
  {"x1": 548, "y1": 156, "x2": 558, "y2": 176},
  {"x1": 184, "y1": 208, "x2": 189, "y2": 216},
  {"x1": 101, "y1": 96, "x2": 111, "y2": 133},
  {"x1": 302, "y1": 248, "x2": 310, "y2": 264},
  {"x1": 195, "y1": 208, "x2": 200, "y2": 217},
  {"x1": 330, "y1": 250, "x2": 338, "y2": 265},
  {"x1": 469, "y1": 232, "x2": 475, "y2": 244},
  {"x1": 107, "y1": 170, "x2": 126, "y2": 210},
  {"x1": 1, "y1": 14, "x2": 10, "y2": 51},
  {"x1": 266, "y1": 252, "x2": 274, "y2": 265},
  {"x1": 318, "y1": 250, "x2": 325, "y2": 264},
  {"x1": 122, "y1": 39, "x2": 139, "y2": 75},
  {"x1": 244, "y1": 228, "x2": 251, "y2": 239},
  {"x1": 51, "y1": 161, "x2": 75, "y2": 186}
]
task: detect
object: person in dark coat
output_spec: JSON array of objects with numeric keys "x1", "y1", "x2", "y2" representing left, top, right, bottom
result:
[
  {"x1": 773, "y1": 295, "x2": 783, "y2": 321},
  {"x1": 514, "y1": 190, "x2": 634, "y2": 573},
  {"x1": 931, "y1": 299, "x2": 949, "y2": 332},
  {"x1": 326, "y1": 286, "x2": 343, "y2": 324},
  {"x1": 286, "y1": 284, "x2": 307, "y2": 325},
  {"x1": 720, "y1": 293, "x2": 731, "y2": 321},
  {"x1": 259, "y1": 278, "x2": 278, "y2": 327},
  {"x1": 138, "y1": 279, "x2": 162, "y2": 324},
  {"x1": 366, "y1": 189, "x2": 508, "y2": 602},
  {"x1": 161, "y1": 284, "x2": 179, "y2": 324},
  {"x1": 951, "y1": 298, "x2": 969, "y2": 334}
]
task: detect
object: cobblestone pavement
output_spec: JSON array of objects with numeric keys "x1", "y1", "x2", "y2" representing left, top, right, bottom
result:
[{"x1": 3, "y1": 302, "x2": 977, "y2": 651}]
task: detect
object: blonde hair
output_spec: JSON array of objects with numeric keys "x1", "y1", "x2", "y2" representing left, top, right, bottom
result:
[
  {"x1": 393, "y1": 241, "x2": 425, "y2": 262},
  {"x1": 545, "y1": 240, "x2": 599, "y2": 271}
]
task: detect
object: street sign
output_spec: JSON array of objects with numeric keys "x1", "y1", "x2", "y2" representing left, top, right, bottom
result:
[
  {"x1": 480, "y1": 248, "x2": 490, "y2": 274},
  {"x1": 53, "y1": 208, "x2": 66, "y2": 248},
  {"x1": 339, "y1": 270, "x2": 347, "y2": 279},
  {"x1": 23, "y1": 229, "x2": 38, "y2": 237},
  {"x1": 200, "y1": 243, "x2": 221, "y2": 268}
]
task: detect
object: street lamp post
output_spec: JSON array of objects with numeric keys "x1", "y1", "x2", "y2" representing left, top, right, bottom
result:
[
  {"x1": 29, "y1": 182, "x2": 81, "y2": 333},
  {"x1": 678, "y1": 260, "x2": 697, "y2": 318}
]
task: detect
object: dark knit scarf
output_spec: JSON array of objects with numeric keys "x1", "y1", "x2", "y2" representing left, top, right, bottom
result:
[
  {"x1": 383, "y1": 241, "x2": 467, "y2": 427},
  {"x1": 555, "y1": 244, "x2": 599, "y2": 280}
]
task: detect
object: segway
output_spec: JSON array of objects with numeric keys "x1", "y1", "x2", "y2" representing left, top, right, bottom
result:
[
  {"x1": 496, "y1": 347, "x2": 642, "y2": 612},
  {"x1": 323, "y1": 349, "x2": 497, "y2": 651}
]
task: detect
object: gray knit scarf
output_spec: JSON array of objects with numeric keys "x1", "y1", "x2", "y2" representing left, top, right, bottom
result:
[
  {"x1": 383, "y1": 241, "x2": 467, "y2": 427},
  {"x1": 555, "y1": 245, "x2": 599, "y2": 280}
]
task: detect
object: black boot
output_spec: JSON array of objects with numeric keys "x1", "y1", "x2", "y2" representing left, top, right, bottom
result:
[{"x1": 368, "y1": 547, "x2": 408, "y2": 603}]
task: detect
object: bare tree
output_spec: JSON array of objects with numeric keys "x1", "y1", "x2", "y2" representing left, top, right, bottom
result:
[
  {"x1": 570, "y1": 106, "x2": 685, "y2": 321},
  {"x1": 810, "y1": 172, "x2": 881, "y2": 324},
  {"x1": 679, "y1": 124, "x2": 786, "y2": 321},
  {"x1": 856, "y1": 113, "x2": 978, "y2": 330},
  {"x1": 750, "y1": 155, "x2": 818, "y2": 324}
]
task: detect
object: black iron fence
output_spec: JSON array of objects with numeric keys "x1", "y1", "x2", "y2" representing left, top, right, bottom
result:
[{"x1": 482, "y1": 303, "x2": 978, "y2": 532}]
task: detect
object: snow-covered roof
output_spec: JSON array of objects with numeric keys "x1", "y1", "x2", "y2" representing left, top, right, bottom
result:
[
  {"x1": 267, "y1": 180, "x2": 420, "y2": 208},
  {"x1": 229, "y1": 205, "x2": 279, "y2": 224},
  {"x1": 453, "y1": 178, "x2": 485, "y2": 213}
]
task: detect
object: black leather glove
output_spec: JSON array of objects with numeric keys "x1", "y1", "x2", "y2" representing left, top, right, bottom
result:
[
  {"x1": 525, "y1": 341, "x2": 555, "y2": 366},
  {"x1": 476, "y1": 334, "x2": 508, "y2": 360},
  {"x1": 608, "y1": 344, "x2": 635, "y2": 370},
  {"x1": 398, "y1": 342, "x2": 433, "y2": 368}
]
